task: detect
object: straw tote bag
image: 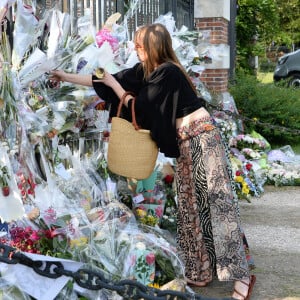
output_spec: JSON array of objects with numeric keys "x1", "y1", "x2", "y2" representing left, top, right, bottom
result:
[{"x1": 107, "y1": 92, "x2": 159, "y2": 179}]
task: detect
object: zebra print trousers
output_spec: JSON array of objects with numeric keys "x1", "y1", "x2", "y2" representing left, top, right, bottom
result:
[{"x1": 175, "y1": 117, "x2": 251, "y2": 282}]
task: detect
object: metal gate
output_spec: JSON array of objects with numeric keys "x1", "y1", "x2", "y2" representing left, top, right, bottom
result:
[{"x1": 36, "y1": 0, "x2": 194, "y2": 36}]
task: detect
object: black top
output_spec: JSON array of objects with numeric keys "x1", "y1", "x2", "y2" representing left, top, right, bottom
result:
[{"x1": 92, "y1": 62, "x2": 205, "y2": 158}]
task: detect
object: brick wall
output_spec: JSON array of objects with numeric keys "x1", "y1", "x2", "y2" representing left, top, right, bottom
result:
[
  {"x1": 195, "y1": 17, "x2": 229, "y2": 93},
  {"x1": 200, "y1": 69, "x2": 229, "y2": 93}
]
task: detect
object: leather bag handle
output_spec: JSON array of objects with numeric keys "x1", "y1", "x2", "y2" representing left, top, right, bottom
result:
[{"x1": 117, "y1": 91, "x2": 140, "y2": 130}]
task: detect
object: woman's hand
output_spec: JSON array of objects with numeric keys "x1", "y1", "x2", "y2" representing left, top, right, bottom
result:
[
  {"x1": 49, "y1": 70, "x2": 67, "y2": 83},
  {"x1": 93, "y1": 71, "x2": 116, "y2": 88},
  {"x1": 93, "y1": 71, "x2": 127, "y2": 102}
]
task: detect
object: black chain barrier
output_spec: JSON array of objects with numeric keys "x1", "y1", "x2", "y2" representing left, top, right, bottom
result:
[
  {"x1": 206, "y1": 102, "x2": 300, "y2": 135},
  {"x1": 0, "y1": 243, "x2": 234, "y2": 300}
]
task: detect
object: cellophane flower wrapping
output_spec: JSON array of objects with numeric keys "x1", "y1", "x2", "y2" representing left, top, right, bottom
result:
[
  {"x1": 131, "y1": 170, "x2": 167, "y2": 227},
  {"x1": 122, "y1": 224, "x2": 185, "y2": 287},
  {"x1": 0, "y1": 33, "x2": 18, "y2": 133},
  {"x1": 230, "y1": 154, "x2": 265, "y2": 201},
  {"x1": 265, "y1": 146, "x2": 300, "y2": 186},
  {"x1": 0, "y1": 145, "x2": 25, "y2": 222},
  {"x1": 0, "y1": 282, "x2": 32, "y2": 300},
  {"x1": 83, "y1": 203, "x2": 185, "y2": 287}
]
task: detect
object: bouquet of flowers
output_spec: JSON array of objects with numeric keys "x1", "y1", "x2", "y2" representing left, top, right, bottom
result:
[
  {"x1": 229, "y1": 131, "x2": 270, "y2": 152},
  {"x1": 122, "y1": 224, "x2": 185, "y2": 287},
  {"x1": 130, "y1": 171, "x2": 166, "y2": 227},
  {"x1": 159, "y1": 173, "x2": 177, "y2": 234},
  {"x1": 233, "y1": 160, "x2": 264, "y2": 201},
  {"x1": 0, "y1": 217, "x2": 72, "y2": 258},
  {"x1": 0, "y1": 164, "x2": 10, "y2": 196},
  {"x1": 0, "y1": 31, "x2": 18, "y2": 131},
  {"x1": 265, "y1": 161, "x2": 300, "y2": 186}
]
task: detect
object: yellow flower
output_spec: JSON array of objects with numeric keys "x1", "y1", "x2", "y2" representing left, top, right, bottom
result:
[
  {"x1": 136, "y1": 208, "x2": 147, "y2": 218},
  {"x1": 148, "y1": 282, "x2": 160, "y2": 289},
  {"x1": 235, "y1": 176, "x2": 244, "y2": 183},
  {"x1": 70, "y1": 236, "x2": 88, "y2": 248},
  {"x1": 140, "y1": 215, "x2": 158, "y2": 226},
  {"x1": 242, "y1": 185, "x2": 250, "y2": 195}
]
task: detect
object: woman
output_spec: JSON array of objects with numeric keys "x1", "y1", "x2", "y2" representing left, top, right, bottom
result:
[{"x1": 50, "y1": 23, "x2": 256, "y2": 299}]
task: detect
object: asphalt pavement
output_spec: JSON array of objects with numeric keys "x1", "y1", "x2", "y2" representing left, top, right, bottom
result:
[{"x1": 190, "y1": 185, "x2": 300, "y2": 300}]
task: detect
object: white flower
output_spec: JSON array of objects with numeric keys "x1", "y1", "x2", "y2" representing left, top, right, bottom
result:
[
  {"x1": 28, "y1": 97, "x2": 36, "y2": 106},
  {"x1": 52, "y1": 112, "x2": 67, "y2": 130},
  {"x1": 118, "y1": 232, "x2": 130, "y2": 243},
  {"x1": 135, "y1": 242, "x2": 146, "y2": 250}
]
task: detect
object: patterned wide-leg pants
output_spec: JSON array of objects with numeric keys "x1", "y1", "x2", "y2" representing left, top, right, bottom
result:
[{"x1": 176, "y1": 118, "x2": 250, "y2": 282}]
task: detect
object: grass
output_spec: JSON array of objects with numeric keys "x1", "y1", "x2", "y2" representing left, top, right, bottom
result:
[{"x1": 291, "y1": 144, "x2": 300, "y2": 154}]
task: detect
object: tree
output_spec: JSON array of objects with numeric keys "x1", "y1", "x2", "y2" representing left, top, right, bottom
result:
[
  {"x1": 274, "y1": 0, "x2": 300, "y2": 50},
  {"x1": 236, "y1": 0, "x2": 279, "y2": 72}
]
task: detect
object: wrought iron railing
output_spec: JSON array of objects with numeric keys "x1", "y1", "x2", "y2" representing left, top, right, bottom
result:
[
  {"x1": 35, "y1": 0, "x2": 193, "y2": 36},
  {"x1": 0, "y1": 242, "x2": 234, "y2": 300}
]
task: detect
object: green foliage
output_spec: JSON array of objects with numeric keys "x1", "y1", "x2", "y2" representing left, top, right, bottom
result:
[
  {"x1": 229, "y1": 71, "x2": 300, "y2": 146},
  {"x1": 236, "y1": 0, "x2": 280, "y2": 72},
  {"x1": 274, "y1": 0, "x2": 300, "y2": 46},
  {"x1": 259, "y1": 58, "x2": 277, "y2": 73},
  {"x1": 236, "y1": 0, "x2": 300, "y2": 73}
]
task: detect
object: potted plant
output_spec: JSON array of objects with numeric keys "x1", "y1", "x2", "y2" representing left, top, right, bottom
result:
[{"x1": 0, "y1": 165, "x2": 10, "y2": 196}]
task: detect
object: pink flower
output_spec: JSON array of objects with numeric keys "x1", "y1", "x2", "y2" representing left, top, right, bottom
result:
[
  {"x1": 95, "y1": 28, "x2": 119, "y2": 52},
  {"x1": 44, "y1": 207, "x2": 57, "y2": 223},
  {"x1": 145, "y1": 252, "x2": 155, "y2": 265},
  {"x1": 130, "y1": 255, "x2": 136, "y2": 266},
  {"x1": 29, "y1": 231, "x2": 40, "y2": 241},
  {"x1": 155, "y1": 205, "x2": 163, "y2": 218},
  {"x1": 24, "y1": 226, "x2": 33, "y2": 233},
  {"x1": 97, "y1": 210, "x2": 105, "y2": 222}
]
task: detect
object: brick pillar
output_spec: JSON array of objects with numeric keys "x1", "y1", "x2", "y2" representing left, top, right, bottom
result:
[{"x1": 194, "y1": 0, "x2": 230, "y2": 94}]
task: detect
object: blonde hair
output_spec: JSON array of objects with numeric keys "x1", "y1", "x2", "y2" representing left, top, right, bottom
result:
[{"x1": 134, "y1": 23, "x2": 197, "y2": 93}]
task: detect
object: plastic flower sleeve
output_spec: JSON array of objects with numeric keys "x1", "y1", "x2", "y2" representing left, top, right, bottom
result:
[
  {"x1": 0, "y1": 277, "x2": 32, "y2": 300},
  {"x1": 11, "y1": 0, "x2": 43, "y2": 70},
  {"x1": 47, "y1": 9, "x2": 71, "y2": 59},
  {"x1": 32, "y1": 142, "x2": 76, "y2": 215},
  {"x1": 122, "y1": 224, "x2": 185, "y2": 287},
  {"x1": 53, "y1": 144, "x2": 109, "y2": 209},
  {"x1": 72, "y1": 202, "x2": 137, "y2": 280},
  {"x1": 18, "y1": 48, "x2": 57, "y2": 88},
  {"x1": 82, "y1": 154, "x2": 111, "y2": 206},
  {"x1": 72, "y1": 44, "x2": 98, "y2": 74},
  {"x1": 154, "y1": 12, "x2": 176, "y2": 35},
  {"x1": 0, "y1": 145, "x2": 25, "y2": 222},
  {"x1": 77, "y1": 8, "x2": 98, "y2": 42}
]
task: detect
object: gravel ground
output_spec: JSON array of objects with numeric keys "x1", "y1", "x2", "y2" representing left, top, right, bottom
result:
[{"x1": 190, "y1": 185, "x2": 300, "y2": 300}]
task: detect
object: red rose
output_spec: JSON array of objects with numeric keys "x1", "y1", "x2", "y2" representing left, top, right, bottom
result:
[
  {"x1": 2, "y1": 186, "x2": 10, "y2": 197},
  {"x1": 103, "y1": 130, "x2": 110, "y2": 138},
  {"x1": 246, "y1": 163, "x2": 252, "y2": 171},
  {"x1": 164, "y1": 174, "x2": 174, "y2": 184},
  {"x1": 236, "y1": 170, "x2": 242, "y2": 176}
]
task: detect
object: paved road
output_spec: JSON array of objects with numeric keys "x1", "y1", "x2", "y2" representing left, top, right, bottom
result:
[{"x1": 191, "y1": 185, "x2": 300, "y2": 300}]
